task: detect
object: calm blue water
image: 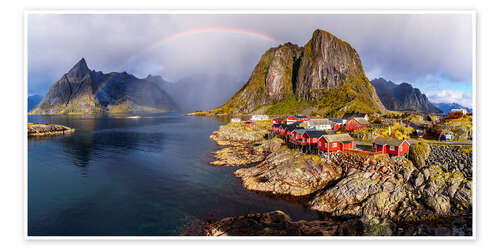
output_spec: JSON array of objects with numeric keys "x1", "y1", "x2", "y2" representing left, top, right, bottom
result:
[{"x1": 28, "y1": 113, "x2": 317, "y2": 236}]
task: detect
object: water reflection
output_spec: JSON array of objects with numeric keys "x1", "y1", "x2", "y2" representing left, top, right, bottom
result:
[{"x1": 28, "y1": 113, "x2": 319, "y2": 236}]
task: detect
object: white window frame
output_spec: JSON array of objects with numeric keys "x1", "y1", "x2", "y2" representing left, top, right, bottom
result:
[
  {"x1": 389, "y1": 146, "x2": 395, "y2": 151},
  {"x1": 333, "y1": 142, "x2": 338, "y2": 148}
]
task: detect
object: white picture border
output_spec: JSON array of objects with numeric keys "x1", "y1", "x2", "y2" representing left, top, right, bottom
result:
[{"x1": 24, "y1": 9, "x2": 477, "y2": 241}]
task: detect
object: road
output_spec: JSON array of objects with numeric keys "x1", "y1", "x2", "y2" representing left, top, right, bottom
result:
[{"x1": 407, "y1": 139, "x2": 472, "y2": 145}]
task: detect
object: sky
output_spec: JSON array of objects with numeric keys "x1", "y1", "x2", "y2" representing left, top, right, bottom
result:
[{"x1": 27, "y1": 13, "x2": 474, "y2": 108}]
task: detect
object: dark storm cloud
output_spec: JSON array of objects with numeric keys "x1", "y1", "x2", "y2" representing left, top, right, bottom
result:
[{"x1": 28, "y1": 13, "x2": 473, "y2": 106}]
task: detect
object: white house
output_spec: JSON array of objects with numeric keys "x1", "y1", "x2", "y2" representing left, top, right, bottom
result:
[
  {"x1": 230, "y1": 118, "x2": 241, "y2": 123},
  {"x1": 341, "y1": 113, "x2": 369, "y2": 124},
  {"x1": 305, "y1": 118, "x2": 333, "y2": 130},
  {"x1": 450, "y1": 109, "x2": 467, "y2": 115},
  {"x1": 250, "y1": 115, "x2": 270, "y2": 121}
]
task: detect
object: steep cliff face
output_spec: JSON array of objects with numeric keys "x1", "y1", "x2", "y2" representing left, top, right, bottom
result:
[
  {"x1": 371, "y1": 77, "x2": 442, "y2": 113},
  {"x1": 370, "y1": 78, "x2": 398, "y2": 110},
  {"x1": 211, "y1": 43, "x2": 303, "y2": 114},
  {"x1": 296, "y1": 30, "x2": 364, "y2": 99},
  {"x1": 31, "y1": 58, "x2": 177, "y2": 114},
  {"x1": 208, "y1": 29, "x2": 386, "y2": 116}
]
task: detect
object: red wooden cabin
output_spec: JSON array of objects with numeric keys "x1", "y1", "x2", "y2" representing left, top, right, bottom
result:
[
  {"x1": 303, "y1": 130, "x2": 328, "y2": 146},
  {"x1": 243, "y1": 122, "x2": 255, "y2": 128},
  {"x1": 288, "y1": 129, "x2": 306, "y2": 144},
  {"x1": 328, "y1": 118, "x2": 343, "y2": 130},
  {"x1": 283, "y1": 124, "x2": 299, "y2": 138},
  {"x1": 372, "y1": 137, "x2": 410, "y2": 155},
  {"x1": 346, "y1": 117, "x2": 369, "y2": 131},
  {"x1": 287, "y1": 115, "x2": 309, "y2": 125},
  {"x1": 317, "y1": 134, "x2": 354, "y2": 152}
]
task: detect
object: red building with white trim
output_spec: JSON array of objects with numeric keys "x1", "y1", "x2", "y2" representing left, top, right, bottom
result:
[
  {"x1": 303, "y1": 130, "x2": 328, "y2": 147},
  {"x1": 287, "y1": 115, "x2": 309, "y2": 125},
  {"x1": 346, "y1": 117, "x2": 369, "y2": 131},
  {"x1": 317, "y1": 134, "x2": 354, "y2": 152},
  {"x1": 372, "y1": 137, "x2": 410, "y2": 155}
]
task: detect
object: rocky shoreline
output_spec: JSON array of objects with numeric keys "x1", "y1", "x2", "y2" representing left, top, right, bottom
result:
[
  {"x1": 202, "y1": 122, "x2": 473, "y2": 236},
  {"x1": 28, "y1": 123, "x2": 75, "y2": 137}
]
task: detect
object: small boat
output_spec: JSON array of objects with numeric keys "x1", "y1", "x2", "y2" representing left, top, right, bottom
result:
[{"x1": 127, "y1": 116, "x2": 141, "y2": 119}]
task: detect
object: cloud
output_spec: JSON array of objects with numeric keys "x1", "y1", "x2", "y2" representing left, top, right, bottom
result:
[
  {"x1": 27, "y1": 13, "x2": 473, "y2": 101},
  {"x1": 426, "y1": 90, "x2": 473, "y2": 108}
]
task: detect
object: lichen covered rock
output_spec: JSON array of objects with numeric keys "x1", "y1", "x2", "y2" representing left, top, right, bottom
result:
[{"x1": 409, "y1": 142, "x2": 431, "y2": 169}]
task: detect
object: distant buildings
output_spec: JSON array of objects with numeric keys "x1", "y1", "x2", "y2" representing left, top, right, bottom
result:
[
  {"x1": 448, "y1": 109, "x2": 468, "y2": 119},
  {"x1": 251, "y1": 115, "x2": 270, "y2": 121},
  {"x1": 305, "y1": 118, "x2": 334, "y2": 130},
  {"x1": 266, "y1": 114, "x2": 413, "y2": 156},
  {"x1": 450, "y1": 109, "x2": 468, "y2": 115},
  {"x1": 342, "y1": 113, "x2": 369, "y2": 124},
  {"x1": 287, "y1": 115, "x2": 309, "y2": 125},
  {"x1": 272, "y1": 118, "x2": 283, "y2": 124},
  {"x1": 230, "y1": 118, "x2": 241, "y2": 123}
]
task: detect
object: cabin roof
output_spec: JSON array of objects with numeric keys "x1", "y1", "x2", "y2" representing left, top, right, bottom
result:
[
  {"x1": 289, "y1": 115, "x2": 308, "y2": 119},
  {"x1": 304, "y1": 130, "x2": 328, "y2": 138},
  {"x1": 374, "y1": 136, "x2": 407, "y2": 147},
  {"x1": 321, "y1": 134, "x2": 353, "y2": 143},
  {"x1": 292, "y1": 129, "x2": 306, "y2": 134},
  {"x1": 328, "y1": 118, "x2": 343, "y2": 123},
  {"x1": 342, "y1": 112, "x2": 367, "y2": 119},
  {"x1": 352, "y1": 117, "x2": 369, "y2": 125},
  {"x1": 283, "y1": 124, "x2": 298, "y2": 131},
  {"x1": 308, "y1": 118, "x2": 332, "y2": 126}
]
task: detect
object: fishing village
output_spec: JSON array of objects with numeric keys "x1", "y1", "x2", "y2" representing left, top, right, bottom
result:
[{"x1": 203, "y1": 109, "x2": 473, "y2": 236}]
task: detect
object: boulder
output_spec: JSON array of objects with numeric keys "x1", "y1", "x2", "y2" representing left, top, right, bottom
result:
[{"x1": 409, "y1": 142, "x2": 431, "y2": 169}]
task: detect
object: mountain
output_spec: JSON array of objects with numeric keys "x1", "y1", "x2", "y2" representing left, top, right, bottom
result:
[
  {"x1": 201, "y1": 29, "x2": 386, "y2": 117},
  {"x1": 433, "y1": 102, "x2": 472, "y2": 114},
  {"x1": 147, "y1": 74, "x2": 245, "y2": 112},
  {"x1": 31, "y1": 58, "x2": 177, "y2": 114},
  {"x1": 27, "y1": 95, "x2": 43, "y2": 112},
  {"x1": 370, "y1": 77, "x2": 442, "y2": 113}
]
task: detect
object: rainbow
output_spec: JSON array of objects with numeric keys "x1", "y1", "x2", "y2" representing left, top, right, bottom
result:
[
  {"x1": 93, "y1": 74, "x2": 115, "y2": 97},
  {"x1": 156, "y1": 26, "x2": 278, "y2": 45},
  {"x1": 121, "y1": 26, "x2": 279, "y2": 70}
]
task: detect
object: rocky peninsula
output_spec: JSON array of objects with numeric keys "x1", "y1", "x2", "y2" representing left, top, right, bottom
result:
[
  {"x1": 205, "y1": 122, "x2": 473, "y2": 236},
  {"x1": 28, "y1": 123, "x2": 75, "y2": 137}
]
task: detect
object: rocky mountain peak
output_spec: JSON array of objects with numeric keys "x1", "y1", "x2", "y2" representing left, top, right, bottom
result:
[
  {"x1": 31, "y1": 59, "x2": 178, "y2": 114},
  {"x1": 206, "y1": 29, "x2": 386, "y2": 116},
  {"x1": 145, "y1": 74, "x2": 167, "y2": 84},
  {"x1": 67, "y1": 58, "x2": 90, "y2": 79}
]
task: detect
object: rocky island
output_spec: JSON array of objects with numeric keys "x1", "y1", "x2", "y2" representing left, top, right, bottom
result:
[
  {"x1": 203, "y1": 121, "x2": 472, "y2": 236},
  {"x1": 28, "y1": 123, "x2": 75, "y2": 137}
]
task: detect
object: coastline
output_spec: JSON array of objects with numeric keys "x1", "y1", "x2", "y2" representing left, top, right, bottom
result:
[{"x1": 202, "y1": 121, "x2": 473, "y2": 236}]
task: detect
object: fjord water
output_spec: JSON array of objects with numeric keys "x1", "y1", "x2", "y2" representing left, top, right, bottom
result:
[{"x1": 28, "y1": 113, "x2": 317, "y2": 236}]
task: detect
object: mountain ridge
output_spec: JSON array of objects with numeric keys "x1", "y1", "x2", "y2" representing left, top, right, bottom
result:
[
  {"x1": 433, "y1": 102, "x2": 472, "y2": 114},
  {"x1": 370, "y1": 77, "x2": 442, "y2": 113},
  {"x1": 31, "y1": 58, "x2": 177, "y2": 114}
]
